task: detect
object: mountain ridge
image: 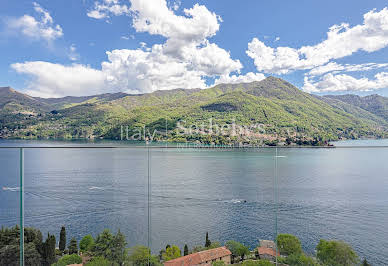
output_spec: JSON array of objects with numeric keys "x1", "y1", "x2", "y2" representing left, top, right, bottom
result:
[{"x1": 1, "y1": 77, "x2": 388, "y2": 145}]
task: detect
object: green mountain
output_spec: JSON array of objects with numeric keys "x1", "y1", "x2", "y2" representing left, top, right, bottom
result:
[
  {"x1": 324, "y1": 94, "x2": 388, "y2": 121},
  {"x1": 1, "y1": 77, "x2": 387, "y2": 145},
  {"x1": 0, "y1": 86, "x2": 48, "y2": 112}
]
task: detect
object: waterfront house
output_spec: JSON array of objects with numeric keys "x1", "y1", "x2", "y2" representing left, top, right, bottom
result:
[
  {"x1": 257, "y1": 247, "x2": 280, "y2": 262},
  {"x1": 164, "y1": 246, "x2": 232, "y2": 266}
]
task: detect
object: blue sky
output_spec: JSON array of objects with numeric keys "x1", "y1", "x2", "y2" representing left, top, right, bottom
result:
[{"x1": 1, "y1": 0, "x2": 388, "y2": 97}]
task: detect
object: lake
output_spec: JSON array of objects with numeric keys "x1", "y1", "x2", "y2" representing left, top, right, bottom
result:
[{"x1": 1, "y1": 140, "x2": 388, "y2": 265}]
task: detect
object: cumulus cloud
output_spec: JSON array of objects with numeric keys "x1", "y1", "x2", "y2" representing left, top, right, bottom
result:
[
  {"x1": 101, "y1": 48, "x2": 207, "y2": 94},
  {"x1": 12, "y1": 0, "x2": 255, "y2": 97},
  {"x1": 102, "y1": 0, "x2": 242, "y2": 92},
  {"x1": 11, "y1": 62, "x2": 106, "y2": 98},
  {"x1": 79, "y1": 0, "x2": 242, "y2": 95},
  {"x1": 247, "y1": 8, "x2": 388, "y2": 74},
  {"x1": 87, "y1": 0, "x2": 130, "y2": 20},
  {"x1": 214, "y1": 72, "x2": 266, "y2": 85},
  {"x1": 303, "y1": 72, "x2": 388, "y2": 93},
  {"x1": 6, "y1": 2, "x2": 63, "y2": 42}
]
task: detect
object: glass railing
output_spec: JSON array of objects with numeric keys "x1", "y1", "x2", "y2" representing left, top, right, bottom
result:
[{"x1": 0, "y1": 143, "x2": 387, "y2": 265}]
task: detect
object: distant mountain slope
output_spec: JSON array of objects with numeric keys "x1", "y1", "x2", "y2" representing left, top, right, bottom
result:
[
  {"x1": 324, "y1": 94, "x2": 388, "y2": 121},
  {"x1": 0, "y1": 86, "x2": 48, "y2": 112},
  {"x1": 1, "y1": 77, "x2": 387, "y2": 145},
  {"x1": 34, "y1": 92, "x2": 128, "y2": 110}
]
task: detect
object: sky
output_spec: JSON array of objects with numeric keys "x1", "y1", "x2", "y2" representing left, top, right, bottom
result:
[{"x1": 1, "y1": 0, "x2": 388, "y2": 98}]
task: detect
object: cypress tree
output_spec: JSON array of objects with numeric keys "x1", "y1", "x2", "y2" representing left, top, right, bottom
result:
[
  {"x1": 205, "y1": 232, "x2": 211, "y2": 248},
  {"x1": 184, "y1": 244, "x2": 189, "y2": 256},
  {"x1": 68, "y1": 237, "x2": 78, "y2": 255},
  {"x1": 42, "y1": 233, "x2": 56, "y2": 266},
  {"x1": 59, "y1": 226, "x2": 66, "y2": 252}
]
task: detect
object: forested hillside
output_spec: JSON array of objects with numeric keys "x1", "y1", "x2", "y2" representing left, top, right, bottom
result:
[{"x1": 1, "y1": 77, "x2": 387, "y2": 146}]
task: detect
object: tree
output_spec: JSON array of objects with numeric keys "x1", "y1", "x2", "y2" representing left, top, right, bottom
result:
[
  {"x1": 128, "y1": 245, "x2": 161, "y2": 266},
  {"x1": 184, "y1": 244, "x2": 189, "y2": 256},
  {"x1": 93, "y1": 229, "x2": 128, "y2": 265},
  {"x1": 0, "y1": 243, "x2": 19, "y2": 266},
  {"x1": 59, "y1": 226, "x2": 66, "y2": 253},
  {"x1": 93, "y1": 229, "x2": 114, "y2": 259},
  {"x1": 205, "y1": 232, "x2": 211, "y2": 248},
  {"x1": 68, "y1": 237, "x2": 78, "y2": 255},
  {"x1": 225, "y1": 240, "x2": 250, "y2": 262},
  {"x1": 316, "y1": 239, "x2": 358, "y2": 266},
  {"x1": 281, "y1": 253, "x2": 320, "y2": 266},
  {"x1": 24, "y1": 242, "x2": 42, "y2": 266},
  {"x1": 52, "y1": 254, "x2": 82, "y2": 266},
  {"x1": 80, "y1": 234, "x2": 95, "y2": 253},
  {"x1": 209, "y1": 241, "x2": 221, "y2": 249},
  {"x1": 226, "y1": 240, "x2": 239, "y2": 263},
  {"x1": 110, "y1": 229, "x2": 127, "y2": 265},
  {"x1": 276, "y1": 234, "x2": 302, "y2": 256},
  {"x1": 238, "y1": 244, "x2": 250, "y2": 261},
  {"x1": 0, "y1": 226, "x2": 44, "y2": 266},
  {"x1": 162, "y1": 245, "x2": 181, "y2": 261},
  {"x1": 0, "y1": 242, "x2": 41, "y2": 266},
  {"x1": 42, "y1": 233, "x2": 56, "y2": 266},
  {"x1": 85, "y1": 256, "x2": 112, "y2": 266}
]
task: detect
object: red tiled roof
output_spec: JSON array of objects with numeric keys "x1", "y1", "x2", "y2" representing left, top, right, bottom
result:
[
  {"x1": 257, "y1": 247, "x2": 280, "y2": 257},
  {"x1": 164, "y1": 247, "x2": 232, "y2": 266}
]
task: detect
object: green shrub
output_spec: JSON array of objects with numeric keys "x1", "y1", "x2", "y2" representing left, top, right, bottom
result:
[
  {"x1": 52, "y1": 254, "x2": 82, "y2": 266},
  {"x1": 212, "y1": 261, "x2": 226, "y2": 266},
  {"x1": 80, "y1": 235, "x2": 95, "y2": 253},
  {"x1": 276, "y1": 234, "x2": 302, "y2": 256},
  {"x1": 316, "y1": 240, "x2": 358, "y2": 266},
  {"x1": 241, "y1": 259, "x2": 272, "y2": 266},
  {"x1": 85, "y1": 256, "x2": 113, "y2": 266}
]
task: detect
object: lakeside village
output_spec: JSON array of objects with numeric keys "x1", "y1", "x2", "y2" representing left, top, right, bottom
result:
[
  {"x1": 119, "y1": 119, "x2": 335, "y2": 147},
  {"x1": 0, "y1": 225, "x2": 370, "y2": 266}
]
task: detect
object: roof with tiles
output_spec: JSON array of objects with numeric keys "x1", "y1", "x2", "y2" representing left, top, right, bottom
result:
[
  {"x1": 257, "y1": 246, "x2": 280, "y2": 257},
  {"x1": 164, "y1": 246, "x2": 232, "y2": 266}
]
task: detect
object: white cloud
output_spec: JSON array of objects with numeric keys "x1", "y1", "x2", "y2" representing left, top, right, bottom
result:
[
  {"x1": 102, "y1": 49, "x2": 207, "y2": 94},
  {"x1": 87, "y1": 0, "x2": 129, "y2": 20},
  {"x1": 13, "y1": 0, "x2": 261, "y2": 97},
  {"x1": 303, "y1": 72, "x2": 388, "y2": 93},
  {"x1": 68, "y1": 44, "x2": 80, "y2": 61},
  {"x1": 247, "y1": 8, "x2": 388, "y2": 74},
  {"x1": 99, "y1": 0, "x2": 242, "y2": 94},
  {"x1": 11, "y1": 62, "x2": 106, "y2": 98},
  {"x1": 214, "y1": 72, "x2": 266, "y2": 85},
  {"x1": 97, "y1": 0, "x2": 242, "y2": 93},
  {"x1": 129, "y1": 1, "x2": 220, "y2": 43},
  {"x1": 6, "y1": 2, "x2": 63, "y2": 42},
  {"x1": 308, "y1": 62, "x2": 388, "y2": 76}
]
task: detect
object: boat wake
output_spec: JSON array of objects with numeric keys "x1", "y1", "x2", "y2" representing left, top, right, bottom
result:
[
  {"x1": 2, "y1": 186, "x2": 20, "y2": 192},
  {"x1": 89, "y1": 186, "x2": 104, "y2": 190},
  {"x1": 226, "y1": 198, "x2": 247, "y2": 204}
]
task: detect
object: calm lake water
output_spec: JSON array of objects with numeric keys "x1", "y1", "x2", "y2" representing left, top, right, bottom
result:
[{"x1": 1, "y1": 140, "x2": 388, "y2": 265}]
